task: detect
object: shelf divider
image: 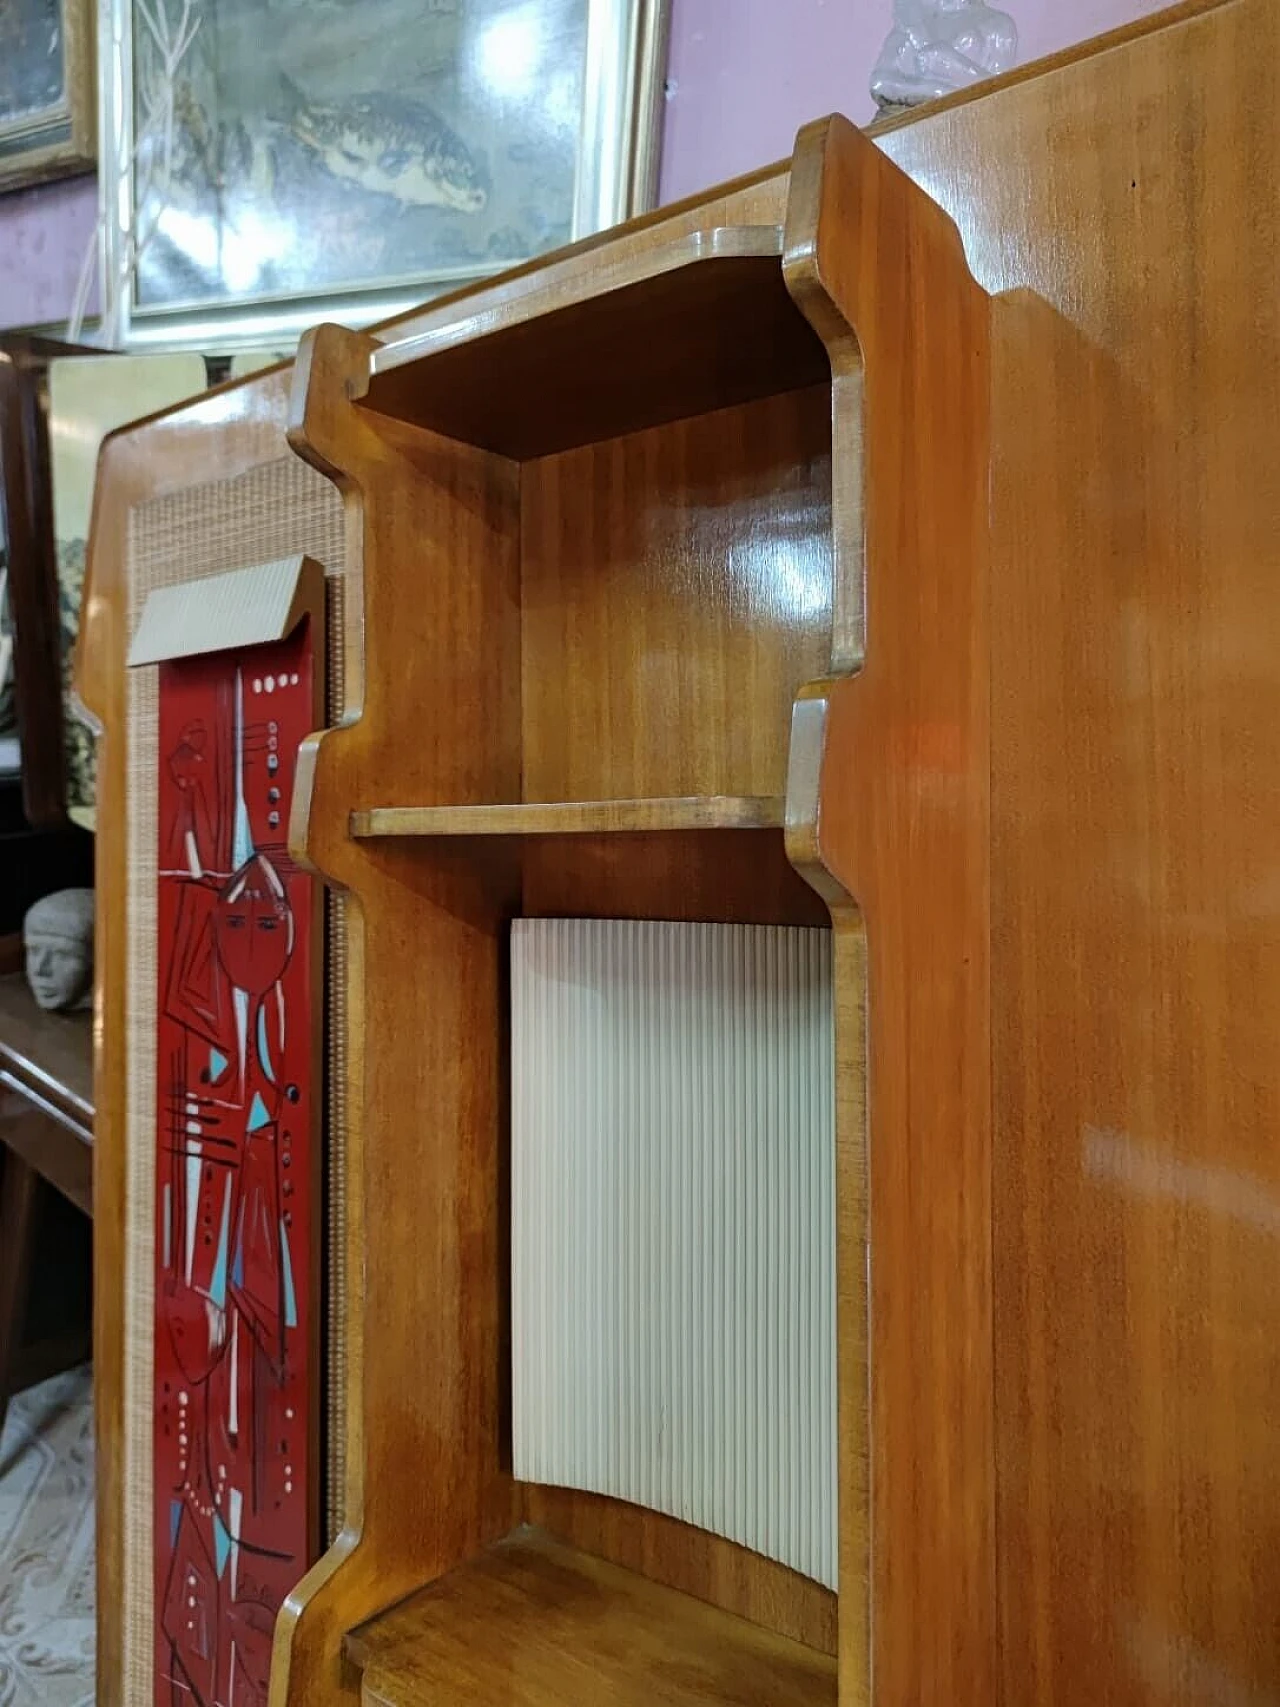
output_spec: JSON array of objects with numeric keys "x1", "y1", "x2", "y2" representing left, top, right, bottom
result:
[{"x1": 350, "y1": 795, "x2": 786, "y2": 839}]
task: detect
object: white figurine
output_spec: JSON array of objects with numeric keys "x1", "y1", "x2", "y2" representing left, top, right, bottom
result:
[
  {"x1": 24, "y1": 889, "x2": 95, "y2": 1012},
  {"x1": 871, "y1": 0, "x2": 1018, "y2": 109}
]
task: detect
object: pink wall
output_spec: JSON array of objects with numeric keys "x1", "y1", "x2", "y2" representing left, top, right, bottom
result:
[
  {"x1": 0, "y1": 0, "x2": 1174, "y2": 333},
  {"x1": 0, "y1": 175, "x2": 97, "y2": 334},
  {"x1": 660, "y1": 0, "x2": 1171, "y2": 202}
]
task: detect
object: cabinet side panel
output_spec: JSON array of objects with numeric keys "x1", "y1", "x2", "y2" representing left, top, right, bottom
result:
[{"x1": 885, "y1": 2, "x2": 1280, "y2": 1700}]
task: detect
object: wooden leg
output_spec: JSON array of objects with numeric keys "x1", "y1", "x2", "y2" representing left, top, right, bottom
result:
[{"x1": 0, "y1": 1147, "x2": 40, "y2": 1446}]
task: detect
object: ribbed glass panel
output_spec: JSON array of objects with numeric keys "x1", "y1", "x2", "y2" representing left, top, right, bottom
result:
[{"x1": 511, "y1": 918, "x2": 837, "y2": 1588}]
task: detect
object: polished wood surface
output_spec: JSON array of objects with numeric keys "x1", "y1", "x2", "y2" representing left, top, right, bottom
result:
[
  {"x1": 521, "y1": 831, "x2": 830, "y2": 936},
  {"x1": 277, "y1": 158, "x2": 850, "y2": 1695},
  {"x1": 366, "y1": 227, "x2": 829, "y2": 459},
  {"x1": 0, "y1": 1094, "x2": 92, "y2": 1218},
  {"x1": 782, "y1": 113, "x2": 994, "y2": 1705},
  {"x1": 0, "y1": 1144, "x2": 41, "y2": 1441},
  {"x1": 351, "y1": 797, "x2": 785, "y2": 838},
  {"x1": 515, "y1": 1488, "x2": 838, "y2": 1658},
  {"x1": 521, "y1": 385, "x2": 834, "y2": 806},
  {"x1": 347, "y1": 1529, "x2": 837, "y2": 1707},
  {"x1": 279, "y1": 95, "x2": 997, "y2": 1703},
  {"x1": 0, "y1": 971, "x2": 94, "y2": 1130},
  {"x1": 876, "y1": 1, "x2": 1280, "y2": 1700},
  {"x1": 80, "y1": 5, "x2": 1280, "y2": 1703},
  {"x1": 0, "y1": 973, "x2": 93, "y2": 1442},
  {"x1": 279, "y1": 324, "x2": 523, "y2": 1705}
]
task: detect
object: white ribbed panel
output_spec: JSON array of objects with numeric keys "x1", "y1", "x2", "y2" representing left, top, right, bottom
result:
[{"x1": 511, "y1": 918, "x2": 837, "y2": 1588}]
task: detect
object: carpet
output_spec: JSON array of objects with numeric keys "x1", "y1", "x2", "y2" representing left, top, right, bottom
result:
[{"x1": 0, "y1": 1366, "x2": 94, "y2": 1707}]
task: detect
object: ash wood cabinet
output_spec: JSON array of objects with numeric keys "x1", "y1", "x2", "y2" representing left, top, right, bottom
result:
[
  {"x1": 274, "y1": 111, "x2": 987, "y2": 1707},
  {"x1": 83, "y1": 4, "x2": 1280, "y2": 1704}
]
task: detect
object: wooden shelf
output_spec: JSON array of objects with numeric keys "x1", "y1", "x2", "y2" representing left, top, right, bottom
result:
[
  {"x1": 0, "y1": 972, "x2": 94, "y2": 1130},
  {"x1": 363, "y1": 225, "x2": 830, "y2": 458},
  {"x1": 346, "y1": 1529, "x2": 838, "y2": 1707},
  {"x1": 350, "y1": 796, "x2": 785, "y2": 840}
]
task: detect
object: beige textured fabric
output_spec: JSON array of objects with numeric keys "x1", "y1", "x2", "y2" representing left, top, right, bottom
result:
[
  {"x1": 128, "y1": 554, "x2": 324, "y2": 668},
  {"x1": 121, "y1": 454, "x2": 345, "y2": 1702}
]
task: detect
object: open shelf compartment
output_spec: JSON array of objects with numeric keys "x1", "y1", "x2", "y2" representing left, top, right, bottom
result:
[
  {"x1": 347, "y1": 1529, "x2": 838, "y2": 1707},
  {"x1": 362, "y1": 226, "x2": 831, "y2": 459},
  {"x1": 275, "y1": 114, "x2": 959, "y2": 1707},
  {"x1": 333, "y1": 346, "x2": 840, "y2": 834}
]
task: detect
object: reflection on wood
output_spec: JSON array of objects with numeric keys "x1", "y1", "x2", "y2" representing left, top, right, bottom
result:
[
  {"x1": 351, "y1": 796, "x2": 785, "y2": 838},
  {"x1": 347, "y1": 1529, "x2": 839, "y2": 1707}
]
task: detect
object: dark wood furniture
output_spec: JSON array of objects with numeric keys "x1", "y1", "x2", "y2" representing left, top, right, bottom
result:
[
  {"x1": 0, "y1": 973, "x2": 93, "y2": 1441},
  {"x1": 0, "y1": 337, "x2": 95, "y2": 911},
  {"x1": 0, "y1": 337, "x2": 97, "y2": 1442}
]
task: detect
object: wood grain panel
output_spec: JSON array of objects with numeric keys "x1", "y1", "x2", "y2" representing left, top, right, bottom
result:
[
  {"x1": 521, "y1": 830, "x2": 831, "y2": 932},
  {"x1": 521, "y1": 385, "x2": 834, "y2": 805},
  {"x1": 878, "y1": 2, "x2": 1280, "y2": 1701},
  {"x1": 351, "y1": 797, "x2": 783, "y2": 838},
  {"x1": 520, "y1": 1487, "x2": 838, "y2": 1657},
  {"x1": 275, "y1": 324, "x2": 526, "y2": 1705},
  {"x1": 87, "y1": 163, "x2": 819, "y2": 1707},
  {"x1": 0, "y1": 972, "x2": 93, "y2": 1124},
  {"x1": 366, "y1": 228, "x2": 829, "y2": 458},
  {"x1": 347, "y1": 1529, "x2": 837, "y2": 1707},
  {"x1": 282, "y1": 320, "x2": 844, "y2": 1699},
  {"x1": 81, "y1": 5, "x2": 1280, "y2": 1703},
  {"x1": 784, "y1": 114, "x2": 994, "y2": 1705}
]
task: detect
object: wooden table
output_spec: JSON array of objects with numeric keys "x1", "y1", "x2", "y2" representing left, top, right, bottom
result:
[{"x1": 0, "y1": 972, "x2": 93, "y2": 1438}]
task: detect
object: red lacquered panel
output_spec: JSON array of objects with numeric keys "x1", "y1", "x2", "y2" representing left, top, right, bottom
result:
[{"x1": 153, "y1": 624, "x2": 317, "y2": 1707}]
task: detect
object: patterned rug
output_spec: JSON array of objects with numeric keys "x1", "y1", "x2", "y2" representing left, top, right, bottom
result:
[{"x1": 0, "y1": 1366, "x2": 94, "y2": 1707}]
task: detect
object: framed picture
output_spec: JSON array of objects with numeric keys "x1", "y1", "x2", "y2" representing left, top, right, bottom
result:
[
  {"x1": 99, "y1": 0, "x2": 671, "y2": 351},
  {"x1": 0, "y1": 0, "x2": 95, "y2": 191}
]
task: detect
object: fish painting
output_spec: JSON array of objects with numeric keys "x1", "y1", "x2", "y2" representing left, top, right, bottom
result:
[{"x1": 280, "y1": 77, "x2": 488, "y2": 213}]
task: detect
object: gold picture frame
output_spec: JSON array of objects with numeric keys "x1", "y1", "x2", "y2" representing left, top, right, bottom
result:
[{"x1": 0, "y1": 0, "x2": 96, "y2": 192}]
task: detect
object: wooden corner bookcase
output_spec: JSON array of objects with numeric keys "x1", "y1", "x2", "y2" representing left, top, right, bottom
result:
[
  {"x1": 273, "y1": 113, "x2": 990, "y2": 1707},
  {"x1": 83, "y1": 5, "x2": 1280, "y2": 1705}
]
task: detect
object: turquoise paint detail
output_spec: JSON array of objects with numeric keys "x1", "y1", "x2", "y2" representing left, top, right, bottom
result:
[
  {"x1": 170, "y1": 1501, "x2": 182, "y2": 1547},
  {"x1": 232, "y1": 669, "x2": 254, "y2": 871},
  {"x1": 280, "y1": 1218, "x2": 298, "y2": 1330},
  {"x1": 214, "y1": 1514, "x2": 231, "y2": 1579},
  {"x1": 247, "y1": 1091, "x2": 270, "y2": 1133},
  {"x1": 209, "y1": 1047, "x2": 228, "y2": 1081}
]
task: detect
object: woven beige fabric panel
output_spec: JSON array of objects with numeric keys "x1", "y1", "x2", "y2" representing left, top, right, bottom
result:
[
  {"x1": 122, "y1": 454, "x2": 345, "y2": 1702},
  {"x1": 128, "y1": 554, "x2": 323, "y2": 667}
]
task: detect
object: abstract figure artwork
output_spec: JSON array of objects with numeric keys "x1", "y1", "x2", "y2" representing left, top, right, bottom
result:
[
  {"x1": 153, "y1": 622, "x2": 318, "y2": 1707},
  {"x1": 871, "y1": 0, "x2": 1018, "y2": 109}
]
